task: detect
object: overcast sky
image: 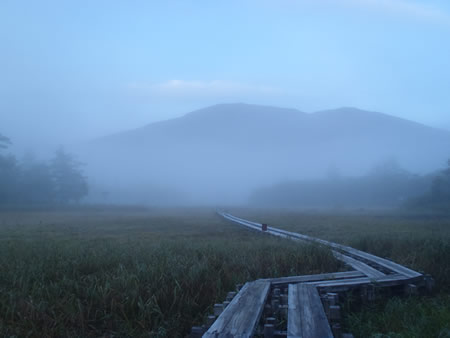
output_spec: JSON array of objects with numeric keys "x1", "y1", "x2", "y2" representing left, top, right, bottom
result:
[{"x1": 1, "y1": 0, "x2": 450, "y2": 152}]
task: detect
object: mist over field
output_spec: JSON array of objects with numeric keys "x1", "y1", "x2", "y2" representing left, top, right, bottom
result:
[
  {"x1": 3, "y1": 102, "x2": 450, "y2": 207},
  {"x1": 74, "y1": 103, "x2": 450, "y2": 206}
]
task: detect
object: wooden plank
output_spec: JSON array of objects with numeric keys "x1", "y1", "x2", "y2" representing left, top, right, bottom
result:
[
  {"x1": 222, "y1": 212, "x2": 293, "y2": 239},
  {"x1": 219, "y1": 211, "x2": 421, "y2": 278},
  {"x1": 308, "y1": 273, "x2": 412, "y2": 291},
  {"x1": 269, "y1": 226, "x2": 420, "y2": 278},
  {"x1": 204, "y1": 280, "x2": 270, "y2": 338},
  {"x1": 268, "y1": 270, "x2": 365, "y2": 285},
  {"x1": 333, "y1": 252, "x2": 385, "y2": 278},
  {"x1": 338, "y1": 246, "x2": 422, "y2": 278},
  {"x1": 222, "y1": 212, "x2": 382, "y2": 277},
  {"x1": 288, "y1": 284, "x2": 333, "y2": 338},
  {"x1": 287, "y1": 284, "x2": 302, "y2": 337},
  {"x1": 266, "y1": 225, "x2": 421, "y2": 278}
]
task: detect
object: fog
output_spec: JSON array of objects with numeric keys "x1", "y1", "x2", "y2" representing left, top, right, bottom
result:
[
  {"x1": 1, "y1": 1, "x2": 450, "y2": 208},
  {"x1": 68, "y1": 103, "x2": 448, "y2": 206}
]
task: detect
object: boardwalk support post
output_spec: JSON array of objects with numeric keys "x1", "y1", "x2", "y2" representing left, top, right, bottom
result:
[
  {"x1": 405, "y1": 283, "x2": 418, "y2": 296},
  {"x1": 264, "y1": 323, "x2": 275, "y2": 338},
  {"x1": 266, "y1": 317, "x2": 276, "y2": 325},
  {"x1": 190, "y1": 326, "x2": 204, "y2": 338},
  {"x1": 206, "y1": 315, "x2": 215, "y2": 328},
  {"x1": 332, "y1": 323, "x2": 341, "y2": 337},
  {"x1": 424, "y1": 274, "x2": 435, "y2": 293},
  {"x1": 213, "y1": 303, "x2": 224, "y2": 316},
  {"x1": 226, "y1": 291, "x2": 237, "y2": 301},
  {"x1": 329, "y1": 305, "x2": 341, "y2": 322}
]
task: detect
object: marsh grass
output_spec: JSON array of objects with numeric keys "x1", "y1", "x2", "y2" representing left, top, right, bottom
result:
[
  {"x1": 0, "y1": 208, "x2": 341, "y2": 337},
  {"x1": 343, "y1": 295, "x2": 450, "y2": 338},
  {"x1": 2, "y1": 207, "x2": 449, "y2": 337}
]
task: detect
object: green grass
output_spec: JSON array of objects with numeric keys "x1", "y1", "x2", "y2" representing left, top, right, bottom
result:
[
  {"x1": 0, "y1": 207, "x2": 341, "y2": 337},
  {"x1": 343, "y1": 295, "x2": 450, "y2": 338}
]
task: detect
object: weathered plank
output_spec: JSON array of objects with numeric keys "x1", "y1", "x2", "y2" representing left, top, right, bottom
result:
[
  {"x1": 222, "y1": 212, "x2": 293, "y2": 240},
  {"x1": 265, "y1": 224, "x2": 421, "y2": 278},
  {"x1": 221, "y1": 212, "x2": 381, "y2": 276},
  {"x1": 267, "y1": 270, "x2": 365, "y2": 285},
  {"x1": 288, "y1": 284, "x2": 333, "y2": 338},
  {"x1": 204, "y1": 280, "x2": 270, "y2": 338},
  {"x1": 219, "y1": 211, "x2": 421, "y2": 278},
  {"x1": 308, "y1": 273, "x2": 411, "y2": 291},
  {"x1": 333, "y1": 252, "x2": 385, "y2": 279},
  {"x1": 338, "y1": 246, "x2": 422, "y2": 278}
]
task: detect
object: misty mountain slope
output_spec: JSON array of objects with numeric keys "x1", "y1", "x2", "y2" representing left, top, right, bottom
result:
[
  {"x1": 312, "y1": 107, "x2": 448, "y2": 141},
  {"x1": 82, "y1": 103, "x2": 450, "y2": 204},
  {"x1": 95, "y1": 103, "x2": 310, "y2": 149},
  {"x1": 308, "y1": 107, "x2": 450, "y2": 168}
]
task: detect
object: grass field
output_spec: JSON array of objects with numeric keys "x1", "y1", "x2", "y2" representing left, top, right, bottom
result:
[
  {"x1": 0, "y1": 207, "x2": 341, "y2": 337},
  {"x1": 0, "y1": 207, "x2": 449, "y2": 337}
]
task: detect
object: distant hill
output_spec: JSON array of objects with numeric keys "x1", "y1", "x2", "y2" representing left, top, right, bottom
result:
[{"x1": 81, "y1": 103, "x2": 450, "y2": 204}]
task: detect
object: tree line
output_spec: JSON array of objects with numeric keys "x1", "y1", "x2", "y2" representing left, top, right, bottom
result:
[
  {"x1": 0, "y1": 133, "x2": 88, "y2": 206},
  {"x1": 410, "y1": 159, "x2": 450, "y2": 210},
  {"x1": 250, "y1": 159, "x2": 450, "y2": 209}
]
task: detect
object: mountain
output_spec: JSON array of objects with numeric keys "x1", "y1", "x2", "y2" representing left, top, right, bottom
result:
[{"x1": 81, "y1": 103, "x2": 450, "y2": 204}]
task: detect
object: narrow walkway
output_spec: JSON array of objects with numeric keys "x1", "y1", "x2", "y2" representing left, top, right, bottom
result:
[{"x1": 198, "y1": 211, "x2": 430, "y2": 338}]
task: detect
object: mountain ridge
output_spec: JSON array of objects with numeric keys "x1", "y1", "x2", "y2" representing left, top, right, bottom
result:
[
  {"x1": 95, "y1": 103, "x2": 445, "y2": 143},
  {"x1": 82, "y1": 103, "x2": 450, "y2": 204}
]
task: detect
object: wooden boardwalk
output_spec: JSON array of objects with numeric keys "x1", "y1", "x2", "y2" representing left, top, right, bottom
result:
[
  {"x1": 288, "y1": 284, "x2": 333, "y2": 338},
  {"x1": 193, "y1": 211, "x2": 432, "y2": 338},
  {"x1": 204, "y1": 281, "x2": 270, "y2": 338}
]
